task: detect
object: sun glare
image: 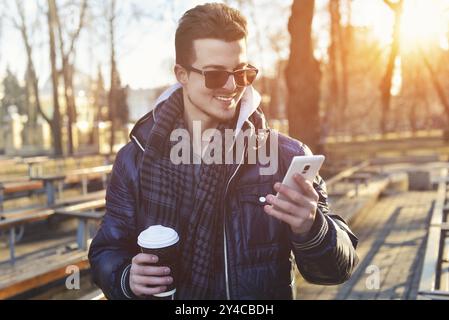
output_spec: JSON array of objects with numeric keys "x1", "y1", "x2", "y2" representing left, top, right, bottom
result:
[
  {"x1": 356, "y1": 0, "x2": 449, "y2": 51},
  {"x1": 400, "y1": 0, "x2": 448, "y2": 51}
]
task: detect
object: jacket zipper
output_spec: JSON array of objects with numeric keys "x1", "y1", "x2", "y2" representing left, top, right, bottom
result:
[
  {"x1": 223, "y1": 158, "x2": 243, "y2": 300},
  {"x1": 222, "y1": 124, "x2": 251, "y2": 300}
]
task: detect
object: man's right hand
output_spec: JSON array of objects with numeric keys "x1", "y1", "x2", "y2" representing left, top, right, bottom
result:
[{"x1": 129, "y1": 253, "x2": 173, "y2": 297}]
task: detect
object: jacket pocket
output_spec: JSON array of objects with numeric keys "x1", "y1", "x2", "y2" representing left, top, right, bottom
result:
[{"x1": 236, "y1": 183, "x2": 286, "y2": 248}]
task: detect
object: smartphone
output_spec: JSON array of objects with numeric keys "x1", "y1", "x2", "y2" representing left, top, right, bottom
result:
[{"x1": 276, "y1": 155, "x2": 325, "y2": 201}]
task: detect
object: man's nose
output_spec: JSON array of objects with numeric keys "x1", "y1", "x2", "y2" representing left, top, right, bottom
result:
[{"x1": 222, "y1": 73, "x2": 237, "y2": 91}]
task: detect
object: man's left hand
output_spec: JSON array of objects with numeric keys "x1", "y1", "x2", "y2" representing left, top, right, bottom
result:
[{"x1": 263, "y1": 173, "x2": 319, "y2": 236}]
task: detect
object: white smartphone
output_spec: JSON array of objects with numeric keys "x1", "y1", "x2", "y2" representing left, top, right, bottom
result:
[{"x1": 276, "y1": 155, "x2": 325, "y2": 201}]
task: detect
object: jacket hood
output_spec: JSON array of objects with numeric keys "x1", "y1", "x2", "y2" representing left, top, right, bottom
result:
[{"x1": 129, "y1": 83, "x2": 265, "y2": 152}]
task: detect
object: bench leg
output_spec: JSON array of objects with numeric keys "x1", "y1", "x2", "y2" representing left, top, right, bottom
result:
[
  {"x1": 77, "y1": 219, "x2": 88, "y2": 250},
  {"x1": 102, "y1": 174, "x2": 107, "y2": 190},
  {"x1": 0, "y1": 189, "x2": 4, "y2": 213},
  {"x1": 9, "y1": 227, "x2": 16, "y2": 265},
  {"x1": 82, "y1": 176, "x2": 88, "y2": 195},
  {"x1": 45, "y1": 182, "x2": 55, "y2": 206}
]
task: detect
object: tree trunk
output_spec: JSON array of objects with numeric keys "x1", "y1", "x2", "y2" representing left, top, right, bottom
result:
[
  {"x1": 54, "y1": 0, "x2": 87, "y2": 155},
  {"x1": 47, "y1": 0, "x2": 63, "y2": 156},
  {"x1": 421, "y1": 50, "x2": 449, "y2": 126},
  {"x1": 108, "y1": 0, "x2": 118, "y2": 155},
  {"x1": 15, "y1": 0, "x2": 51, "y2": 147},
  {"x1": 327, "y1": 0, "x2": 340, "y2": 135},
  {"x1": 339, "y1": 0, "x2": 351, "y2": 127},
  {"x1": 380, "y1": 0, "x2": 403, "y2": 134},
  {"x1": 286, "y1": 0, "x2": 321, "y2": 153}
]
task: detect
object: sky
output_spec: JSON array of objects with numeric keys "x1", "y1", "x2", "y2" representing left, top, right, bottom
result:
[{"x1": 1, "y1": 0, "x2": 448, "y2": 91}]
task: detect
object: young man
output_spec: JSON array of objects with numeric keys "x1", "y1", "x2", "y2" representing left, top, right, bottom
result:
[{"x1": 88, "y1": 3, "x2": 358, "y2": 300}]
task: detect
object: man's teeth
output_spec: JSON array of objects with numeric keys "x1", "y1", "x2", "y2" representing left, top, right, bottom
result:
[{"x1": 215, "y1": 96, "x2": 234, "y2": 102}]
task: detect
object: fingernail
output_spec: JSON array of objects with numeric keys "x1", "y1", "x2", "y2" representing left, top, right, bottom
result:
[
  {"x1": 274, "y1": 183, "x2": 280, "y2": 190},
  {"x1": 165, "y1": 267, "x2": 171, "y2": 274},
  {"x1": 152, "y1": 256, "x2": 158, "y2": 262},
  {"x1": 167, "y1": 277, "x2": 173, "y2": 283}
]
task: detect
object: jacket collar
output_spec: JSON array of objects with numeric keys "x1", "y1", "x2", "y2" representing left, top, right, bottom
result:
[{"x1": 129, "y1": 83, "x2": 264, "y2": 152}]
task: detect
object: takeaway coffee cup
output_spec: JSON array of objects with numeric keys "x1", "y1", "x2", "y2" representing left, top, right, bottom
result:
[{"x1": 137, "y1": 225, "x2": 179, "y2": 298}]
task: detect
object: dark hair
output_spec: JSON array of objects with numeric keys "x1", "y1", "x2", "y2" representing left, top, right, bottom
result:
[{"x1": 175, "y1": 3, "x2": 248, "y2": 66}]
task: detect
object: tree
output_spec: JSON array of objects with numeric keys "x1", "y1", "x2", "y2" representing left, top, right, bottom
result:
[
  {"x1": 107, "y1": 0, "x2": 119, "y2": 154},
  {"x1": 0, "y1": 69, "x2": 27, "y2": 119},
  {"x1": 380, "y1": 0, "x2": 403, "y2": 134},
  {"x1": 420, "y1": 49, "x2": 449, "y2": 129},
  {"x1": 286, "y1": 0, "x2": 322, "y2": 153},
  {"x1": 10, "y1": 0, "x2": 63, "y2": 155},
  {"x1": 47, "y1": 0, "x2": 63, "y2": 156},
  {"x1": 54, "y1": 0, "x2": 88, "y2": 155},
  {"x1": 326, "y1": 0, "x2": 342, "y2": 135}
]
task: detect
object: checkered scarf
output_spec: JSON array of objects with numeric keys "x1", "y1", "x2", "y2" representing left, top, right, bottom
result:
[{"x1": 140, "y1": 88, "x2": 231, "y2": 299}]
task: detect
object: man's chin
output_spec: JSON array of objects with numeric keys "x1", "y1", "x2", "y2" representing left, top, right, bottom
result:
[{"x1": 212, "y1": 109, "x2": 238, "y2": 124}]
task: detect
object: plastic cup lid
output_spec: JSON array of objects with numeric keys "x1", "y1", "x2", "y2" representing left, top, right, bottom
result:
[{"x1": 138, "y1": 225, "x2": 179, "y2": 249}]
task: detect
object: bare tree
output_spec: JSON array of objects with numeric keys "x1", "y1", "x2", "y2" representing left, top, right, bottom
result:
[
  {"x1": 47, "y1": 0, "x2": 63, "y2": 156},
  {"x1": 380, "y1": 0, "x2": 403, "y2": 134},
  {"x1": 107, "y1": 0, "x2": 119, "y2": 154},
  {"x1": 420, "y1": 49, "x2": 449, "y2": 129},
  {"x1": 286, "y1": 0, "x2": 321, "y2": 153},
  {"x1": 9, "y1": 0, "x2": 63, "y2": 155},
  {"x1": 54, "y1": 0, "x2": 88, "y2": 155},
  {"x1": 326, "y1": 0, "x2": 341, "y2": 135}
]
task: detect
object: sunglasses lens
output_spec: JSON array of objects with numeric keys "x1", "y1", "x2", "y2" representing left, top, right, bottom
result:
[
  {"x1": 204, "y1": 68, "x2": 258, "y2": 89},
  {"x1": 205, "y1": 71, "x2": 230, "y2": 89},
  {"x1": 235, "y1": 69, "x2": 258, "y2": 86}
]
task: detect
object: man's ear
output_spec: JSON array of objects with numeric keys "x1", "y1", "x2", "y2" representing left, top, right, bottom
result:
[{"x1": 174, "y1": 64, "x2": 189, "y2": 85}]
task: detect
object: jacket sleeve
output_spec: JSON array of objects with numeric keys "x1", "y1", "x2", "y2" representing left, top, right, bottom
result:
[
  {"x1": 88, "y1": 144, "x2": 140, "y2": 299},
  {"x1": 289, "y1": 146, "x2": 359, "y2": 285}
]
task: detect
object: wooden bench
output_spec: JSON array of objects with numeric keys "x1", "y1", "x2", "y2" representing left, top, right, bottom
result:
[
  {"x1": 55, "y1": 199, "x2": 106, "y2": 250},
  {"x1": 418, "y1": 168, "x2": 449, "y2": 300},
  {"x1": 0, "y1": 180, "x2": 44, "y2": 212},
  {"x1": 0, "y1": 249, "x2": 89, "y2": 300},
  {"x1": 0, "y1": 207, "x2": 56, "y2": 264},
  {"x1": 31, "y1": 165, "x2": 112, "y2": 206},
  {"x1": 0, "y1": 190, "x2": 106, "y2": 264},
  {"x1": 19, "y1": 156, "x2": 49, "y2": 176}
]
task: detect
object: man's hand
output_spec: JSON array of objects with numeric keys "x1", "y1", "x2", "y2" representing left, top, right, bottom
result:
[
  {"x1": 263, "y1": 173, "x2": 319, "y2": 236},
  {"x1": 129, "y1": 253, "x2": 173, "y2": 297}
]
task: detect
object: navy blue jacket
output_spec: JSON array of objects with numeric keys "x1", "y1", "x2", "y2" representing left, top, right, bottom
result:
[{"x1": 88, "y1": 103, "x2": 359, "y2": 300}]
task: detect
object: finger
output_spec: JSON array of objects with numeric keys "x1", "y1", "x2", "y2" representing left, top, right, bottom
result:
[
  {"x1": 132, "y1": 265, "x2": 171, "y2": 277},
  {"x1": 274, "y1": 182, "x2": 310, "y2": 207},
  {"x1": 132, "y1": 274, "x2": 173, "y2": 287},
  {"x1": 133, "y1": 253, "x2": 159, "y2": 265},
  {"x1": 133, "y1": 284, "x2": 168, "y2": 297},
  {"x1": 266, "y1": 194, "x2": 301, "y2": 216},
  {"x1": 264, "y1": 204, "x2": 304, "y2": 228},
  {"x1": 293, "y1": 174, "x2": 319, "y2": 200}
]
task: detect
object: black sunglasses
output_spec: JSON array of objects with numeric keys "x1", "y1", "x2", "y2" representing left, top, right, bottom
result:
[{"x1": 182, "y1": 64, "x2": 259, "y2": 89}]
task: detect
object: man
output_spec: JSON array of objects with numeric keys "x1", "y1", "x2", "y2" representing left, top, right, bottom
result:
[{"x1": 88, "y1": 3, "x2": 358, "y2": 300}]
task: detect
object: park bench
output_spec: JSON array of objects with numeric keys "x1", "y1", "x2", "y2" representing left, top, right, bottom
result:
[
  {"x1": 418, "y1": 167, "x2": 449, "y2": 300},
  {"x1": 0, "y1": 189, "x2": 106, "y2": 264},
  {"x1": 31, "y1": 164, "x2": 112, "y2": 206},
  {"x1": 0, "y1": 180, "x2": 44, "y2": 212},
  {"x1": 54, "y1": 199, "x2": 106, "y2": 250},
  {"x1": 0, "y1": 249, "x2": 89, "y2": 300}
]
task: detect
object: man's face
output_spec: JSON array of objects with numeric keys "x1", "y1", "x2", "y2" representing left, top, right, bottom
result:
[{"x1": 179, "y1": 38, "x2": 249, "y2": 124}]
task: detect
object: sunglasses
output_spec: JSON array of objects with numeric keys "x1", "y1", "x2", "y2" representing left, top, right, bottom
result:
[{"x1": 182, "y1": 64, "x2": 259, "y2": 89}]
